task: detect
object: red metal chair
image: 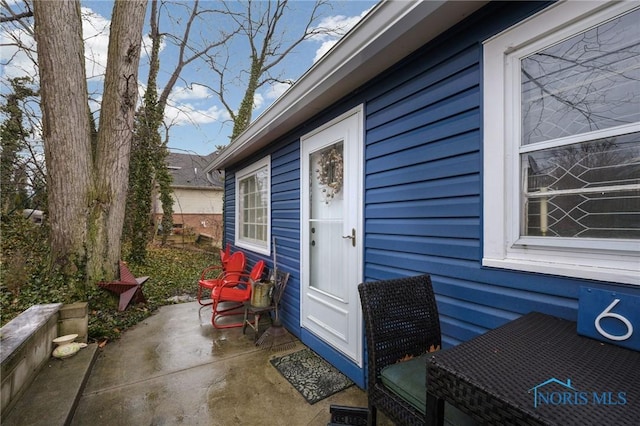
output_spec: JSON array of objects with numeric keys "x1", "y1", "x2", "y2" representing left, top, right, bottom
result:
[
  {"x1": 197, "y1": 250, "x2": 245, "y2": 305},
  {"x1": 212, "y1": 260, "x2": 265, "y2": 329},
  {"x1": 220, "y1": 243, "x2": 232, "y2": 265}
]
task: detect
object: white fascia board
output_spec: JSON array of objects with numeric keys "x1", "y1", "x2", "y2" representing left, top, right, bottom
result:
[{"x1": 208, "y1": 0, "x2": 487, "y2": 171}]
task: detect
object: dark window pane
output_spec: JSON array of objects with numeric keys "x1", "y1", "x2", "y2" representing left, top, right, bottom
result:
[
  {"x1": 524, "y1": 190, "x2": 640, "y2": 238},
  {"x1": 523, "y1": 133, "x2": 639, "y2": 238},
  {"x1": 526, "y1": 133, "x2": 640, "y2": 193},
  {"x1": 521, "y1": 9, "x2": 640, "y2": 145}
]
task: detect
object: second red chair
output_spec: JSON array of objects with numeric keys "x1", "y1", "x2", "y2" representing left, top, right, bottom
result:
[
  {"x1": 212, "y1": 260, "x2": 265, "y2": 329},
  {"x1": 197, "y1": 250, "x2": 245, "y2": 305}
]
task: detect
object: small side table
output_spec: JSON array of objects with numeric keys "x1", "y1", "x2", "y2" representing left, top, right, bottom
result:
[{"x1": 242, "y1": 302, "x2": 275, "y2": 341}]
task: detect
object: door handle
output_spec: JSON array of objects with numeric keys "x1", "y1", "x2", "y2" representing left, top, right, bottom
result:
[{"x1": 342, "y1": 228, "x2": 356, "y2": 247}]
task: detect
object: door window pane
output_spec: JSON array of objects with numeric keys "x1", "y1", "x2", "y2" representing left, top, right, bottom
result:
[{"x1": 309, "y1": 142, "x2": 345, "y2": 298}]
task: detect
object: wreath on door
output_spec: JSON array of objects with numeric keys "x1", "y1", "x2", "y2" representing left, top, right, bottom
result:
[{"x1": 316, "y1": 145, "x2": 343, "y2": 204}]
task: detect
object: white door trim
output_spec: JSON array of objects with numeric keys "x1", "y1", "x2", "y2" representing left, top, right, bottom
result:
[{"x1": 300, "y1": 105, "x2": 364, "y2": 366}]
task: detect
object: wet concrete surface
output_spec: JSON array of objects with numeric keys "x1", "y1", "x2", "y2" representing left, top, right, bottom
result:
[{"x1": 72, "y1": 302, "x2": 391, "y2": 426}]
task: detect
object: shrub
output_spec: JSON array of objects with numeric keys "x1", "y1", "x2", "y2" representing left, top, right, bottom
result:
[
  {"x1": 1, "y1": 213, "x2": 75, "y2": 325},
  {"x1": 1, "y1": 213, "x2": 218, "y2": 342}
]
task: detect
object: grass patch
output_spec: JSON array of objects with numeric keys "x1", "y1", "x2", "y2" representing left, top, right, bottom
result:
[{"x1": 87, "y1": 245, "x2": 217, "y2": 341}]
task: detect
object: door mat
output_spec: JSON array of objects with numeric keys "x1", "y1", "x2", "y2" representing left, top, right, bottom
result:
[{"x1": 270, "y1": 348, "x2": 354, "y2": 404}]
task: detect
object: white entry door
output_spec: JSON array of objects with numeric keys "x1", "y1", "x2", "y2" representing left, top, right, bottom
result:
[{"x1": 301, "y1": 106, "x2": 363, "y2": 366}]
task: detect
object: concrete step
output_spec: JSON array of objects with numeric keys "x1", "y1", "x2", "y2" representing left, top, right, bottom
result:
[{"x1": 2, "y1": 343, "x2": 99, "y2": 426}]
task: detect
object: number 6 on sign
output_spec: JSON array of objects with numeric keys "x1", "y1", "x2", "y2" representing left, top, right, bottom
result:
[
  {"x1": 594, "y1": 299, "x2": 633, "y2": 341},
  {"x1": 578, "y1": 287, "x2": 639, "y2": 351}
]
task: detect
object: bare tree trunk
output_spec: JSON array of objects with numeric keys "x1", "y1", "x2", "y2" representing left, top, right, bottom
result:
[
  {"x1": 88, "y1": 0, "x2": 147, "y2": 280},
  {"x1": 34, "y1": 0, "x2": 147, "y2": 293},
  {"x1": 33, "y1": 0, "x2": 92, "y2": 286}
]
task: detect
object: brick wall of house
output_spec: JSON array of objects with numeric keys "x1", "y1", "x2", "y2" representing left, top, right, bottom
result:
[{"x1": 155, "y1": 213, "x2": 223, "y2": 246}]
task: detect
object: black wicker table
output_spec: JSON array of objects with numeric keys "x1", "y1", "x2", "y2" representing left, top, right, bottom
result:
[{"x1": 426, "y1": 312, "x2": 639, "y2": 426}]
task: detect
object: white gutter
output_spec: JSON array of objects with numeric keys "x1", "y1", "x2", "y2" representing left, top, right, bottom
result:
[{"x1": 207, "y1": 0, "x2": 487, "y2": 171}]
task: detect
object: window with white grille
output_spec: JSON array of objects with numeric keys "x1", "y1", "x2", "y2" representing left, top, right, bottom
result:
[
  {"x1": 483, "y1": 2, "x2": 639, "y2": 284},
  {"x1": 235, "y1": 156, "x2": 270, "y2": 255}
]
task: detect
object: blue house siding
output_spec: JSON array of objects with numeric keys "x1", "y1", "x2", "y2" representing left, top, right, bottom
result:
[
  {"x1": 360, "y1": 0, "x2": 636, "y2": 348},
  {"x1": 269, "y1": 140, "x2": 302, "y2": 334},
  {"x1": 363, "y1": 17, "x2": 487, "y2": 349},
  {"x1": 222, "y1": 173, "x2": 235, "y2": 250},
  {"x1": 224, "y1": 138, "x2": 304, "y2": 336},
  {"x1": 219, "y1": 1, "x2": 637, "y2": 384}
]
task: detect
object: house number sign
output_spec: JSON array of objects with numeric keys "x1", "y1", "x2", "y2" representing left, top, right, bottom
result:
[{"x1": 577, "y1": 287, "x2": 639, "y2": 351}]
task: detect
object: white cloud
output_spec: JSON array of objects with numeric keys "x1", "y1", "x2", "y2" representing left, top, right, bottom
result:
[
  {"x1": 313, "y1": 40, "x2": 339, "y2": 63},
  {"x1": 311, "y1": 7, "x2": 373, "y2": 63},
  {"x1": 0, "y1": 6, "x2": 112, "y2": 82},
  {"x1": 81, "y1": 7, "x2": 111, "y2": 80},
  {"x1": 164, "y1": 83, "x2": 232, "y2": 130},
  {"x1": 81, "y1": 7, "x2": 156, "y2": 82},
  {"x1": 313, "y1": 13, "x2": 363, "y2": 38},
  {"x1": 252, "y1": 80, "x2": 292, "y2": 113},
  {"x1": 265, "y1": 81, "x2": 291, "y2": 100},
  {"x1": 253, "y1": 92, "x2": 265, "y2": 111},
  {"x1": 171, "y1": 84, "x2": 212, "y2": 102},
  {"x1": 0, "y1": 20, "x2": 38, "y2": 80},
  {"x1": 164, "y1": 101, "x2": 230, "y2": 127}
]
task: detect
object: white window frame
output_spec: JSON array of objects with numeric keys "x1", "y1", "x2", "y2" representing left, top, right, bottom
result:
[
  {"x1": 482, "y1": 1, "x2": 640, "y2": 285},
  {"x1": 235, "y1": 156, "x2": 271, "y2": 255}
]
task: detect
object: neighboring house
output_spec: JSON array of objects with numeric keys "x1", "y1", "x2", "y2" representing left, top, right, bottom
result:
[
  {"x1": 206, "y1": 0, "x2": 640, "y2": 388},
  {"x1": 155, "y1": 152, "x2": 224, "y2": 244}
]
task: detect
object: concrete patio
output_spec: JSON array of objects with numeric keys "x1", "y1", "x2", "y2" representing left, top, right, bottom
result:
[
  {"x1": 69, "y1": 301, "x2": 387, "y2": 426},
  {"x1": 3, "y1": 301, "x2": 475, "y2": 425}
]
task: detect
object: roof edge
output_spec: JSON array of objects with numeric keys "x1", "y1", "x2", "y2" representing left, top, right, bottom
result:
[{"x1": 208, "y1": 0, "x2": 487, "y2": 171}]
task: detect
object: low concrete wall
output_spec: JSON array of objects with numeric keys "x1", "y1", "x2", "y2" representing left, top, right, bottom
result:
[
  {"x1": 58, "y1": 302, "x2": 89, "y2": 344},
  {"x1": 0, "y1": 302, "x2": 89, "y2": 416},
  {"x1": 1, "y1": 304, "x2": 62, "y2": 415}
]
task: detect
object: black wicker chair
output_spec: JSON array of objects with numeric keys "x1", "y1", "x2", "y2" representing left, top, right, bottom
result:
[{"x1": 358, "y1": 274, "x2": 443, "y2": 426}]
